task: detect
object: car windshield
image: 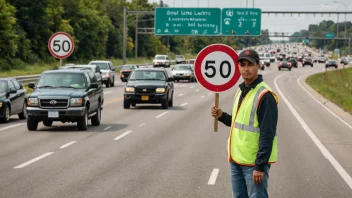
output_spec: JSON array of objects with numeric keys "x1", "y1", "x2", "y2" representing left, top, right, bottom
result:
[
  {"x1": 329, "y1": 60, "x2": 336, "y2": 63},
  {"x1": 282, "y1": 58, "x2": 288, "y2": 62},
  {"x1": 90, "y1": 62, "x2": 109, "y2": 70},
  {"x1": 129, "y1": 71, "x2": 166, "y2": 81},
  {"x1": 265, "y1": 54, "x2": 270, "y2": 57},
  {"x1": 305, "y1": 58, "x2": 312, "y2": 61},
  {"x1": 37, "y1": 73, "x2": 86, "y2": 89},
  {"x1": 155, "y1": 56, "x2": 166, "y2": 60},
  {"x1": 174, "y1": 65, "x2": 192, "y2": 70},
  {"x1": 122, "y1": 66, "x2": 132, "y2": 70},
  {"x1": 289, "y1": 59, "x2": 296, "y2": 62},
  {"x1": 0, "y1": 81, "x2": 7, "y2": 93},
  {"x1": 176, "y1": 55, "x2": 184, "y2": 58}
]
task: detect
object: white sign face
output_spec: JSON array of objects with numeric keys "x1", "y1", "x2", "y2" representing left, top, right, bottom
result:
[
  {"x1": 200, "y1": 51, "x2": 236, "y2": 86},
  {"x1": 194, "y1": 44, "x2": 240, "y2": 93},
  {"x1": 48, "y1": 32, "x2": 74, "y2": 59}
]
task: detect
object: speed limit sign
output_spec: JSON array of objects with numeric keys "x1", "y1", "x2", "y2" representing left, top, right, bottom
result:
[
  {"x1": 48, "y1": 32, "x2": 74, "y2": 59},
  {"x1": 194, "y1": 44, "x2": 240, "y2": 132},
  {"x1": 194, "y1": 44, "x2": 240, "y2": 92}
]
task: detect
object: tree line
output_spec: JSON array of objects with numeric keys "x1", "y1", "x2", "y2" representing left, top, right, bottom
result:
[
  {"x1": 0, "y1": 0, "x2": 272, "y2": 70},
  {"x1": 290, "y1": 20, "x2": 352, "y2": 54}
]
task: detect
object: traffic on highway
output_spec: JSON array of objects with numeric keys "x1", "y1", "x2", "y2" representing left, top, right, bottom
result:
[{"x1": 1, "y1": 1, "x2": 352, "y2": 197}]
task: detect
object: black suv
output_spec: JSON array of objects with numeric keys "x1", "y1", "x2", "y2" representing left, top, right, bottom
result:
[
  {"x1": 26, "y1": 69, "x2": 104, "y2": 131},
  {"x1": 124, "y1": 68, "x2": 174, "y2": 109},
  {"x1": 303, "y1": 58, "x2": 313, "y2": 67}
]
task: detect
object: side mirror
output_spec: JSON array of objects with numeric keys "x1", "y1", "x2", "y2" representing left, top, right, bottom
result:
[
  {"x1": 90, "y1": 83, "x2": 99, "y2": 89},
  {"x1": 112, "y1": 68, "x2": 115, "y2": 71},
  {"x1": 9, "y1": 89, "x2": 17, "y2": 94},
  {"x1": 167, "y1": 77, "x2": 174, "y2": 82},
  {"x1": 96, "y1": 66, "x2": 101, "y2": 73},
  {"x1": 28, "y1": 83, "x2": 35, "y2": 89}
]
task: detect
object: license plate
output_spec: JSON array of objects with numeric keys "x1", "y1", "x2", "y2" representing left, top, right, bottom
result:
[
  {"x1": 141, "y1": 96, "x2": 149, "y2": 101},
  {"x1": 48, "y1": 111, "x2": 59, "y2": 118}
]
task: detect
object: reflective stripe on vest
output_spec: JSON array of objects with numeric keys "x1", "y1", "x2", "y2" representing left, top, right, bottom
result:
[{"x1": 227, "y1": 82, "x2": 278, "y2": 165}]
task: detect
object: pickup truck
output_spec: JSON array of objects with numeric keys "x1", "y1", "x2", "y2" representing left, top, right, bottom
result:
[{"x1": 26, "y1": 69, "x2": 104, "y2": 131}]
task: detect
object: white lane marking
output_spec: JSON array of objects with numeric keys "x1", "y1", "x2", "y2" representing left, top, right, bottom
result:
[
  {"x1": 181, "y1": 85, "x2": 186, "y2": 87},
  {"x1": 196, "y1": 89, "x2": 200, "y2": 92},
  {"x1": 155, "y1": 112, "x2": 168, "y2": 118},
  {"x1": 139, "y1": 123, "x2": 146, "y2": 127},
  {"x1": 190, "y1": 86, "x2": 194, "y2": 89},
  {"x1": 0, "y1": 123, "x2": 25, "y2": 132},
  {"x1": 208, "y1": 93, "x2": 212, "y2": 95},
  {"x1": 297, "y1": 75, "x2": 352, "y2": 130},
  {"x1": 178, "y1": 93, "x2": 184, "y2": 97},
  {"x1": 208, "y1": 168, "x2": 220, "y2": 185},
  {"x1": 274, "y1": 73, "x2": 352, "y2": 190},
  {"x1": 114, "y1": 131, "x2": 132, "y2": 141},
  {"x1": 201, "y1": 96, "x2": 205, "y2": 98},
  {"x1": 104, "y1": 126, "x2": 112, "y2": 131},
  {"x1": 14, "y1": 152, "x2": 54, "y2": 169},
  {"x1": 115, "y1": 81, "x2": 118, "y2": 84},
  {"x1": 60, "y1": 141, "x2": 76, "y2": 149},
  {"x1": 104, "y1": 91, "x2": 112, "y2": 94},
  {"x1": 180, "y1": 103, "x2": 188, "y2": 107}
]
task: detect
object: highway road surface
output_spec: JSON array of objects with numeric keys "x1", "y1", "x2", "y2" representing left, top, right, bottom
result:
[{"x1": 1, "y1": 53, "x2": 352, "y2": 197}]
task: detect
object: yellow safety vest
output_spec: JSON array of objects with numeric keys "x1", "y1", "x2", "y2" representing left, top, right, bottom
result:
[{"x1": 227, "y1": 82, "x2": 279, "y2": 165}]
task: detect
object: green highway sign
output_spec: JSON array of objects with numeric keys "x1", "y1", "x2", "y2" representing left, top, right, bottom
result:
[
  {"x1": 221, "y1": 8, "x2": 261, "y2": 36},
  {"x1": 324, "y1": 32, "x2": 335, "y2": 39},
  {"x1": 154, "y1": 8, "x2": 221, "y2": 36}
]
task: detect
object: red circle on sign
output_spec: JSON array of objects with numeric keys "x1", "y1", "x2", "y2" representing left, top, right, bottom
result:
[
  {"x1": 194, "y1": 44, "x2": 240, "y2": 92},
  {"x1": 48, "y1": 32, "x2": 75, "y2": 59}
]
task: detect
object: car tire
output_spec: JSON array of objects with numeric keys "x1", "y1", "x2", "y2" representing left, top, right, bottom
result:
[
  {"x1": 161, "y1": 96, "x2": 169, "y2": 109},
  {"x1": 27, "y1": 117, "x2": 38, "y2": 131},
  {"x1": 111, "y1": 77, "x2": 115, "y2": 87},
  {"x1": 123, "y1": 100, "x2": 130, "y2": 109},
  {"x1": 168, "y1": 93, "x2": 173, "y2": 107},
  {"x1": 131, "y1": 103, "x2": 136, "y2": 107},
  {"x1": 278, "y1": 68, "x2": 281, "y2": 70},
  {"x1": 1, "y1": 106, "x2": 10, "y2": 123},
  {"x1": 91, "y1": 102, "x2": 101, "y2": 126},
  {"x1": 311, "y1": 65, "x2": 313, "y2": 67},
  {"x1": 18, "y1": 102, "x2": 27, "y2": 119},
  {"x1": 77, "y1": 108, "x2": 88, "y2": 131},
  {"x1": 335, "y1": 66, "x2": 337, "y2": 68},
  {"x1": 289, "y1": 68, "x2": 292, "y2": 71},
  {"x1": 106, "y1": 82, "x2": 110, "y2": 88},
  {"x1": 43, "y1": 120, "x2": 53, "y2": 127}
]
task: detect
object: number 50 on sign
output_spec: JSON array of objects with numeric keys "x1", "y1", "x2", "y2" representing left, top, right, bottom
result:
[
  {"x1": 48, "y1": 32, "x2": 75, "y2": 64},
  {"x1": 194, "y1": 44, "x2": 241, "y2": 132}
]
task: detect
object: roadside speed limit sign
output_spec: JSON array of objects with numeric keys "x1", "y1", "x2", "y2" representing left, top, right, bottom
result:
[
  {"x1": 194, "y1": 44, "x2": 240, "y2": 92},
  {"x1": 48, "y1": 32, "x2": 74, "y2": 59}
]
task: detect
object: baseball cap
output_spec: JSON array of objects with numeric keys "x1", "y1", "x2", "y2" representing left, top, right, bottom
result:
[{"x1": 237, "y1": 49, "x2": 260, "y2": 64}]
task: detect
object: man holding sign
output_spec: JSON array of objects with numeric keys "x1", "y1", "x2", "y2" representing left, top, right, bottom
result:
[{"x1": 211, "y1": 49, "x2": 278, "y2": 198}]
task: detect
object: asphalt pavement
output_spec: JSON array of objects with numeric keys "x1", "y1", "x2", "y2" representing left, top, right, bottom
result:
[{"x1": 1, "y1": 49, "x2": 352, "y2": 197}]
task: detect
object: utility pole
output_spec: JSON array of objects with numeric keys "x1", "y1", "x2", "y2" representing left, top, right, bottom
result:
[
  {"x1": 123, "y1": 7, "x2": 127, "y2": 65},
  {"x1": 349, "y1": 33, "x2": 351, "y2": 55},
  {"x1": 135, "y1": 14, "x2": 138, "y2": 59},
  {"x1": 336, "y1": 14, "x2": 339, "y2": 49},
  {"x1": 252, "y1": 0, "x2": 254, "y2": 7}
]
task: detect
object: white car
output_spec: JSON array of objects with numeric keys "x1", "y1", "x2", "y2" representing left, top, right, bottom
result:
[
  {"x1": 153, "y1": 55, "x2": 170, "y2": 68},
  {"x1": 175, "y1": 55, "x2": 185, "y2": 64},
  {"x1": 259, "y1": 53, "x2": 270, "y2": 66}
]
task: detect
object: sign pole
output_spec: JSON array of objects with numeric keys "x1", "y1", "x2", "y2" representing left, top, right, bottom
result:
[{"x1": 214, "y1": 93, "x2": 219, "y2": 132}]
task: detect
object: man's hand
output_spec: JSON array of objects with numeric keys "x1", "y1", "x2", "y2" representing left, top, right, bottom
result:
[
  {"x1": 211, "y1": 106, "x2": 223, "y2": 118},
  {"x1": 252, "y1": 170, "x2": 264, "y2": 184}
]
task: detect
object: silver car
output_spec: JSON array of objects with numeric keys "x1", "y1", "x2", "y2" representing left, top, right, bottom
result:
[
  {"x1": 88, "y1": 60, "x2": 116, "y2": 87},
  {"x1": 171, "y1": 64, "x2": 196, "y2": 82}
]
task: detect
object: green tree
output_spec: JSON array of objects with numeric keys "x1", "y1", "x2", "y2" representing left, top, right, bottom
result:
[{"x1": 0, "y1": 0, "x2": 18, "y2": 70}]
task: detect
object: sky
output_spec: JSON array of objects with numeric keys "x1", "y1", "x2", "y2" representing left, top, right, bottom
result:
[{"x1": 149, "y1": 0, "x2": 352, "y2": 40}]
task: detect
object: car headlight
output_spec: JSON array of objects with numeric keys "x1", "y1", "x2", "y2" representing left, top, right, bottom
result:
[
  {"x1": 125, "y1": 87, "x2": 135, "y2": 93},
  {"x1": 185, "y1": 73, "x2": 191, "y2": 76},
  {"x1": 156, "y1": 88, "x2": 165, "y2": 93},
  {"x1": 28, "y1": 98, "x2": 39, "y2": 106},
  {"x1": 70, "y1": 98, "x2": 83, "y2": 106},
  {"x1": 105, "y1": 73, "x2": 110, "y2": 77},
  {"x1": 0, "y1": 102, "x2": 2, "y2": 108}
]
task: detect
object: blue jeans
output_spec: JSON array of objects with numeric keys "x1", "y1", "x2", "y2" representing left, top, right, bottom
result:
[{"x1": 230, "y1": 161, "x2": 270, "y2": 198}]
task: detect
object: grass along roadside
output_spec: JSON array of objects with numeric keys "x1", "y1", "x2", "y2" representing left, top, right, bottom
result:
[{"x1": 306, "y1": 67, "x2": 352, "y2": 114}]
